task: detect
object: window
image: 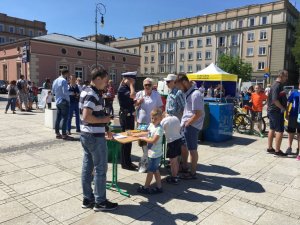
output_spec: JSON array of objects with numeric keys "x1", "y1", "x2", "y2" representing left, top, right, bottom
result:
[
  {"x1": 230, "y1": 48, "x2": 239, "y2": 57},
  {"x1": 151, "y1": 67, "x2": 155, "y2": 74},
  {"x1": 246, "y1": 47, "x2": 254, "y2": 56},
  {"x1": 168, "y1": 54, "x2": 175, "y2": 64},
  {"x1": 260, "y1": 30, "x2": 267, "y2": 40},
  {"x1": 9, "y1": 26, "x2": 14, "y2": 33},
  {"x1": 259, "y1": 46, "x2": 266, "y2": 55},
  {"x1": 134, "y1": 48, "x2": 137, "y2": 54},
  {"x1": 144, "y1": 67, "x2": 148, "y2": 74},
  {"x1": 61, "y1": 48, "x2": 67, "y2": 54},
  {"x1": 180, "y1": 53, "x2": 185, "y2": 61},
  {"x1": 38, "y1": 31, "x2": 43, "y2": 36},
  {"x1": 227, "y1": 21, "x2": 232, "y2": 30},
  {"x1": 196, "y1": 64, "x2": 201, "y2": 71},
  {"x1": 166, "y1": 32, "x2": 170, "y2": 38},
  {"x1": 238, "y1": 20, "x2": 243, "y2": 28},
  {"x1": 146, "y1": 35, "x2": 149, "y2": 41},
  {"x1": 59, "y1": 65, "x2": 68, "y2": 74},
  {"x1": 188, "y1": 40, "x2": 194, "y2": 48},
  {"x1": 112, "y1": 56, "x2": 116, "y2": 61},
  {"x1": 77, "y1": 51, "x2": 82, "y2": 56},
  {"x1": 190, "y1": 28, "x2": 194, "y2": 35},
  {"x1": 75, "y1": 67, "x2": 84, "y2": 78},
  {"x1": 247, "y1": 32, "x2": 255, "y2": 41},
  {"x1": 160, "y1": 43, "x2": 165, "y2": 53},
  {"x1": 9, "y1": 38, "x2": 15, "y2": 43},
  {"x1": 207, "y1": 25, "x2": 212, "y2": 32},
  {"x1": 123, "y1": 57, "x2": 126, "y2": 62},
  {"x1": 205, "y1": 51, "x2": 212, "y2": 59},
  {"x1": 180, "y1": 41, "x2": 185, "y2": 49},
  {"x1": 160, "y1": 66, "x2": 165, "y2": 73},
  {"x1": 173, "y1": 31, "x2": 177, "y2": 37},
  {"x1": 258, "y1": 61, "x2": 265, "y2": 70},
  {"x1": 0, "y1": 24, "x2": 3, "y2": 32},
  {"x1": 199, "y1": 26, "x2": 203, "y2": 34},
  {"x1": 261, "y1": 16, "x2": 267, "y2": 25},
  {"x1": 179, "y1": 65, "x2": 184, "y2": 72},
  {"x1": 110, "y1": 69, "x2": 117, "y2": 83},
  {"x1": 231, "y1": 35, "x2": 238, "y2": 46},
  {"x1": 144, "y1": 45, "x2": 149, "y2": 52},
  {"x1": 152, "y1": 34, "x2": 155, "y2": 40},
  {"x1": 197, "y1": 39, "x2": 203, "y2": 47},
  {"x1": 169, "y1": 43, "x2": 175, "y2": 52},
  {"x1": 151, "y1": 45, "x2": 155, "y2": 52},
  {"x1": 197, "y1": 51, "x2": 202, "y2": 60},
  {"x1": 144, "y1": 56, "x2": 149, "y2": 63},
  {"x1": 182, "y1": 29, "x2": 185, "y2": 36},
  {"x1": 219, "y1": 36, "x2": 226, "y2": 47},
  {"x1": 249, "y1": 17, "x2": 255, "y2": 27},
  {"x1": 28, "y1": 30, "x2": 33, "y2": 36},
  {"x1": 188, "y1": 65, "x2": 193, "y2": 73},
  {"x1": 188, "y1": 52, "x2": 193, "y2": 61},
  {"x1": 159, "y1": 33, "x2": 163, "y2": 39},
  {"x1": 0, "y1": 36, "x2": 5, "y2": 44},
  {"x1": 151, "y1": 56, "x2": 155, "y2": 63},
  {"x1": 160, "y1": 55, "x2": 165, "y2": 64},
  {"x1": 19, "y1": 28, "x2": 24, "y2": 35},
  {"x1": 206, "y1": 37, "x2": 212, "y2": 46},
  {"x1": 216, "y1": 23, "x2": 222, "y2": 32}
]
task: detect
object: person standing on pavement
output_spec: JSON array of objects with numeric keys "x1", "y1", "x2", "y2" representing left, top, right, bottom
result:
[
  {"x1": 52, "y1": 69, "x2": 72, "y2": 140},
  {"x1": 176, "y1": 74, "x2": 205, "y2": 179},
  {"x1": 5, "y1": 80, "x2": 18, "y2": 114},
  {"x1": 117, "y1": 71, "x2": 138, "y2": 171},
  {"x1": 67, "y1": 75, "x2": 81, "y2": 134},
  {"x1": 104, "y1": 80, "x2": 115, "y2": 118},
  {"x1": 17, "y1": 75, "x2": 30, "y2": 112},
  {"x1": 285, "y1": 83, "x2": 300, "y2": 158},
  {"x1": 267, "y1": 70, "x2": 288, "y2": 156},
  {"x1": 80, "y1": 67, "x2": 118, "y2": 211}
]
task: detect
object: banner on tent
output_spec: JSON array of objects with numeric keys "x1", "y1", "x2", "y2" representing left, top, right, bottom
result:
[{"x1": 187, "y1": 74, "x2": 237, "y2": 82}]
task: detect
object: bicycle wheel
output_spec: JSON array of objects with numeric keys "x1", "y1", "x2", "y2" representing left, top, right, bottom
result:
[{"x1": 235, "y1": 114, "x2": 253, "y2": 134}]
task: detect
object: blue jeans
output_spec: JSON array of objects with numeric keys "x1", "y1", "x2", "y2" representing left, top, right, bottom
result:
[
  {"x1": 80, "y1": 133, "x2": 108, "y2": 203},
  {"x1": 5, "y1": 98, "x2": 16, "y2": 112},
  {"x1": 55, "y1": 100, "x2": 69, "y2": 135},
  {"x1": 68, "y1": 102, "x2": 80, "y2": 131}
]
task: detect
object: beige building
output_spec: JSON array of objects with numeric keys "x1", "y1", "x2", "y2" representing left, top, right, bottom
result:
[
  {"x1": 0, "y1": 13, "x2": 47, "y2": 45},
  {"x1": 109, "y1": 37, "x2": 141, "y2": 56},
  {"x1": 140, "y1": 0, "x2": 299, "y2": 82}
]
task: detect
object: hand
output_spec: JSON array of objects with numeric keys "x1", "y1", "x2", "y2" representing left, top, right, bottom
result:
[
  {"x1": 106, "y1": 131, "x2": 113, "y2": 140},
  {"x1": 185, "y1": 120, "x2": 191, "y2": 127},
  {"x1": 102, "y1": 116, "x2": 112, "y2": 124},
  {"x1": 139, "y1": 136, "x2": 146, "y2": 141},
  {"x1": 128, "y1": 78, "x2": 135, "y2": 85},
  {"x1": 138, "y1": 98, "x2": 144, "y2": 104}
]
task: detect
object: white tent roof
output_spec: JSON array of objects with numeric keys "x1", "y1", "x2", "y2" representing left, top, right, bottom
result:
[{"x1": 194, "y1": 63, "x2": 229, "y2": 75}]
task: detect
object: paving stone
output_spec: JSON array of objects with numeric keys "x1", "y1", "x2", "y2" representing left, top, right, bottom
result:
[
  {"x1": 0, "y1": 163, "x2": 20, "y2": 174},
  {"x1": 73, "y1": 211, "x2": 123, "y2": 225},
  {"x1": 0, "y1": 201, "x2": 30, "y2": 223},
  {"x1": 1, "y1": 213, "x2": 48, "y2": 225},
  {"x1": 11, "y1": 178, "x2": 49, "y2": 194},
  {"x1": 26, "y1": 165, "x2": 62, "y2": 177},
  {"x1": 237, "y1": 190, "x2": 278, "y2": 206},
  {"x1": 5, "y1": 154, "x2": 35, "y2": 163},
  {"x1": 198, "y1": 211, "x2": 252, "y2": 225},
  {"x1": 57, "y1": 180, "x2": 82, "y2": 196},
  {"x1": 0, "y1": 171, "x2": 36, "y2": 185},
  {"x1": 256, "y1": 210, "x2": 300, "y2": 225},
  {"x1": 281, "y1": 187, "x2": 300, "y2": 202},
  {"x1": 40, "y1": 171, "x2": 76, "y2": 185},
  {"x1": 272, "y1": 196, "x2": 300, "y2": 215},
  {"x1": 0, "y1": 188, "x2": 9, "y2": 200}
]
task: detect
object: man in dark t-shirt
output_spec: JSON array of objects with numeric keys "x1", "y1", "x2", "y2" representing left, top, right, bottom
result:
[{"x1": 267, "y1": 70, "x2": 288, "y2": 156}]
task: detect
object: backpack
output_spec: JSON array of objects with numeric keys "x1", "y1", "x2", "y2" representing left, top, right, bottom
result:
[
  {"x1": 17, "y1": 81, "x2": 23, "y2": 90},
  {"x1": 9, "y1": 86, "x2": 17, "y2": 96}
]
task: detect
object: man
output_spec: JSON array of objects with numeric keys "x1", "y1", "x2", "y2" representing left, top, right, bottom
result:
[
  {"x1": 118, "y1": 71, "x2": 138, "y2": 170},
  {"x1": 67, "y1": 75, "x2": 81, "y2": 134},
  {"x1": 285, "y1": 83, "x2": 300, "y2": 157},
  {"x1": 80, "y1": 67, "x2": 117, "y2": 211},
  {"x1": 52, "y1": 69, "x2": 72, "y2": 140},
  {"x1": 104, "y1": 80, "x2": 115, "y2": 117},
  {"x1": 164, "y1": 74, "x2": 185, "y2": 120},
  {"x1": 267, "y1": 70, "x2": 288, "y2": 156},
  {"x1": 176, "y1": 74, "x2": 205, "y2": 179},
  {"x1": 17, "y1": 75, "x2": 30, "y2": 112}
]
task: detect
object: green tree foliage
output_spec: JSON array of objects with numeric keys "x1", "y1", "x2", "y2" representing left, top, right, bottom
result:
[
  {"x1": 292, "y1": 19, "x2": 300, "y2": 65},
  {"x1": 218, "y1": 54, "x2": 252, "y2": 81}
]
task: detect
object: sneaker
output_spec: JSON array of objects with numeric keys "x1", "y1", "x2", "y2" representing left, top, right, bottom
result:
[
  {"x1": 267, "y1": 148, "x2": 275, "y2": 154},
  {"x1": 285, "y1": 147, "x2": 292, "y2": 155},
  {"x1": 4, "y1": 111, "x2": 7, "y2": 114},
  {"x1": 259, "y1": 132, "x2": 265, "y2": 138},
  {"x1": 93, "y1": 200, "x2": 118, "y2": 212},
  {"x1": 296, "y1": 155, "x2": 300, "y2": 161},
  {"x1": 151, "y1": 187, "x2": 163, "y2": 194},
  {"x1": 12, "y1": 111, "x2": 16, "y2": 114},
  {"x1": 275, "y1": 150, "x2": 288, "y2": 156},
  {"x1": 82, "y1": 198, "x2": 94, "y2": 209},
  {"x1": 166, "y1": 176, "x2": 179, "y2": 185}
]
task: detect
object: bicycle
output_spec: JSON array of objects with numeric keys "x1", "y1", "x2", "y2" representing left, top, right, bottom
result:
[{"x1": 232, "y1": 100, "x2": 253, "y2": 134}]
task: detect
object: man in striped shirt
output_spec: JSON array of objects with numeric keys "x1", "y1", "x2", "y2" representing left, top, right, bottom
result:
[{"x1": 79, "y1": 68, "x2": 118, "y2": 211}]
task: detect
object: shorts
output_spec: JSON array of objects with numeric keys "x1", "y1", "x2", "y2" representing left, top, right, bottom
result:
[
  {"x1": 268, "y1": 111, "x2": 284, "y2": 133},
  {"x1": 251, "y1": 111, "x2": 262, "y2": 122},
  {"x1": 147, "y1": 157, "x2": 161, "y2": 172},
  {"x1": 286, "y1": 116, "x2": 300, "y2": 133},
  {"x1": 18, "y1": 92, "x2": 28, "y2": 104},
  {"x1": 31, "y1": 96, "x2": 38, "y2": 103},
  {"x1": 166, "y1": 138, "x2": 182, "y2": 159},
  {"x1": 184, "y1": 125, "x2": 200, "y2": 150}
]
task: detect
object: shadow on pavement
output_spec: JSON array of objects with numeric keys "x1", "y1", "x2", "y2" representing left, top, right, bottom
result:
[
  {"x1": 199, "y1": 164, "x2": 240, "y2": 176},
  {"x1": 204, "y1": 136, "x2": 256, "y2": 148}
]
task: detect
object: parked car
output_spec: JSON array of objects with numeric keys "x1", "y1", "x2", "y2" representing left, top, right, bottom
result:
[{"x1": 0, "y1": 80, "x2": 7, "y2": 94}]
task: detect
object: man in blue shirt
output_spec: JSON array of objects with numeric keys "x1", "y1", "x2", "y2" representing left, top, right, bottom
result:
[
  {"x1": 52, "y1": 69, "x2": 71, "y2": 140},
  {"x1": 67, "y1": 75, "x2": 81, "y2": 134},
  {"x1": 285, "y1": 84, "x2": 300, "y2": 158}
]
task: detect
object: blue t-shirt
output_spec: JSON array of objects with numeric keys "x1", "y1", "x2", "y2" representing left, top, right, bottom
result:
[{"x1": 288, "y1": 91, "x2": 300, "y2": 117}]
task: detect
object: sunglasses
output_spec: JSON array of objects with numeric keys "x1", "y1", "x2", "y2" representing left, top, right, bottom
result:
[
  {"x1": 144, "y1": 84, "x2": 152, "y2": 87},
  {"x1": 166, "y1": 81, "x2": 171, "y2": 84}
]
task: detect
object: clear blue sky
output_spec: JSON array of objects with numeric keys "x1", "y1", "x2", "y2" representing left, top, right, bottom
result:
[{"x1": 0, "y1": 0, "x2": 299, "y2": 38}]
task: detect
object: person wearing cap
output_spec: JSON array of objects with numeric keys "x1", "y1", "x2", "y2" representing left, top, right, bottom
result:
[
  {"x1": 117, "y1": 71, "x2": 138, "y2": 171},
  {"x1": 164, "y1": 74, "x2": 185, "y2": 120}
]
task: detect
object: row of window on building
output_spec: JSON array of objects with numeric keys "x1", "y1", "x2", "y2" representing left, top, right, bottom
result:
[
  {"x1": 143, "y1": 15, "x2": 270, "y2": 42},
  {"x1": 0, "y1": 24, "x2": 44, "y2": 37}
]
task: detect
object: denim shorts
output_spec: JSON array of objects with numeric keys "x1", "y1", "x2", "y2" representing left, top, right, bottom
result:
[
  {"x1": 184, "y1": 125, "x2": 200, "y2": 150},
  {"x1": 268, "y1": 111, "x2": 284, "y2": 133},
  {"x1": 147, "y1": 157, "x2": 161, "y2": 172}
]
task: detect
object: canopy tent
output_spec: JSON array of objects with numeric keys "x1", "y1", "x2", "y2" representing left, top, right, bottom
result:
[{"x1": 187, "y1": 63, "x2": 238, "y2": 97}]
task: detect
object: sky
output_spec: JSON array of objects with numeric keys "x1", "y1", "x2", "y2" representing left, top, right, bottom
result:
[{"x1": 0, "y1": 0, "x2": 299, "y2": 39}]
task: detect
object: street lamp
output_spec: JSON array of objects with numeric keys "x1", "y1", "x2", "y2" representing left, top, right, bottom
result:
[{"x1": 95, "y1": 2, "x2": 106, "y2": 67}]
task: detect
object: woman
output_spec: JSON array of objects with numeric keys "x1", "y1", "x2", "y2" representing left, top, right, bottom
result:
[
  {"x1": 5, "y1": 80, "x2": 18, "y2": 114},
  {"x1": 43, "y1": 78, "x2": 51, "y2": 89},
  {"x1": 135, "y1": 78, "x2": 163, "y2": 173}
]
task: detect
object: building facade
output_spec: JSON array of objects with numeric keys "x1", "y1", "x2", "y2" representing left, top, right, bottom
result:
[
  {"x1": 0, "y1": 33, "x2": 140, "y2": 87},
  {"x1": 0, "y1": 13, "x2": 47, "y2": 45},
  {"x1": 140, "y1": 0, "x2": 299, "y2": 82},
  {"x1": 109, "y1": 37, "x2": 141, "y2": 56}
]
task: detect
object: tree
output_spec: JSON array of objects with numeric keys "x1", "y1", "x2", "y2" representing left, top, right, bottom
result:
[
  {"x1": 218, "y1": 54, "x2": 252, "y2": 81},
  {"x1": 292, "y1": 19, "x2": 300, "y2": 65}
]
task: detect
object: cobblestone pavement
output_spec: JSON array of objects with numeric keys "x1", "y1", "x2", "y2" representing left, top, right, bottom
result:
[{"x1": 0, "y1": 95, "x2": 299, "y2": 225}]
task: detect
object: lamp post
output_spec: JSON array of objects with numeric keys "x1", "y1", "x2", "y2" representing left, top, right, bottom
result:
[{"x1": 95, "y1": 3, "x2": 106, "y2": 67}]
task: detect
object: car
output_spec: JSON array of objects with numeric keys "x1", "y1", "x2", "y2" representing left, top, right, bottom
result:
[{"x1": 0, "y1": 80, "x2": 7, "y2": 94}]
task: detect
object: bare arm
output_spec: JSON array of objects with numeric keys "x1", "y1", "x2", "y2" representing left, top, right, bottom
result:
[
  {"x1": 273, "y1": 100, "x2": 285, "y2": 111},
  {"x1": 185, "y1": 110, "x2": 202, "y2": 127},
  {"x1": 140, "y1": 134, "x2": 160, "y2": 144},
  {"x1": 82, "y1": 108, "x2": 111, "y2": 124}
]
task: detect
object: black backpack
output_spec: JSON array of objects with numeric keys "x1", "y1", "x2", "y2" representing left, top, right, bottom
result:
[
  {"x1": 9, "y1": 86, "x2": 17, "y2": 95},
  {"x1": 17, "y1": 81, "x2": 22, "y2": 90}
]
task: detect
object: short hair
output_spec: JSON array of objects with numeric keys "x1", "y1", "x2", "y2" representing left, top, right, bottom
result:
[
  {"x1": 143, "y1": 77, "x2": 153, "y2": 84},
  {"x1": 61, "y1": 69, "x2": 69, "y2": 75},
  {"x1": 10, "y1": 80, "x2": 16, "y2": 85},
  {"x1": 151, "y1": 108, "x2": 163, "y2": 117},
  {"x1": 20, "y1": 75, "x2": 24, "y2": 79},
  {"x1": 278, "y1": 70, "x2": 288, "y2": 77},
  {"x1": 176, "y1": 73, "x2": 189, "y2": 83},
  {"x1": 90, "y1": 67, "x2": 108, "y2": 80},
  {"x1": 84, "y1": 80, "x2": 90, "y2": 85}
]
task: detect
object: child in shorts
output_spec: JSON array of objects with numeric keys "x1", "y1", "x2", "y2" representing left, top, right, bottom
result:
[
  {"x1": 137, "y1": 108, "x2": 163, "y2": 194},
  {"x1": 161, "y1": 114, "x2": 183, "y2": 184}
]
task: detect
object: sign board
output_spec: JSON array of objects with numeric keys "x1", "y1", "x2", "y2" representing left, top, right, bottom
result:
[
  {"x1": 263, "y1": 73, "x2": 270, "y2": 78},
  {"x1": 22, "y1": 45, "x2": 30, "y2": 63},
  {"x1": 38, "y1": 89, "x2": 50, "y2": 109}
]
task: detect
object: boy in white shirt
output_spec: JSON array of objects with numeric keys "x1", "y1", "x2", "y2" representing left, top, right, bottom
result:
[{"x1": 161, "y1": 114, "x2": 183, "y2": 184}]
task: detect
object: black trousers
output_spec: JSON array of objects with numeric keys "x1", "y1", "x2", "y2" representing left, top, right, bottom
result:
[{"x1": 119, "y1": 114, "x2": 135, "y2": 167}]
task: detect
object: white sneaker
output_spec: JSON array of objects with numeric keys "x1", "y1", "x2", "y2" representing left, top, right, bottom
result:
[
  {"x1": 138, "y1": 166, "x2": 147, "y2": 173},
  {"x1": 285, "y1": 147, "x2": 292, "y2": 155}
]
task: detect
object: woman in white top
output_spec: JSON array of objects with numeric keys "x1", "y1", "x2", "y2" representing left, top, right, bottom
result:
[{"x1": 135, "y1": 78, "x2": 163, "y2": 172}]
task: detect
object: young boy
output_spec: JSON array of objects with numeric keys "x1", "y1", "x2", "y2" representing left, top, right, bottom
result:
[
  {"x1": 249, "y1": 85, "x2": 267, "y2": 136},
  {"x1": 46, "y1": 91, "x2": 53, "y2": 109},
  {"x1": 161, "y1": 114, "x2": 183, "y2": 184},
  {"x1": 137, "y1": 108, "x2": 164, "y2": 194}
]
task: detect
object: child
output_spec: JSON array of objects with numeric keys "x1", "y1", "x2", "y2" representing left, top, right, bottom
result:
[
  {"x1": 161, "y1": 114, "x2": 183, "y2": 184},
  {"x1": 249, "y1": 85, "x2": 267, "y2": 136},
  {"x1": 46, "y1": 91, "x2": 53, "y2": 109},
  {"x1": 137, "y1": 108, "x2": 164, "y2": 194}
]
